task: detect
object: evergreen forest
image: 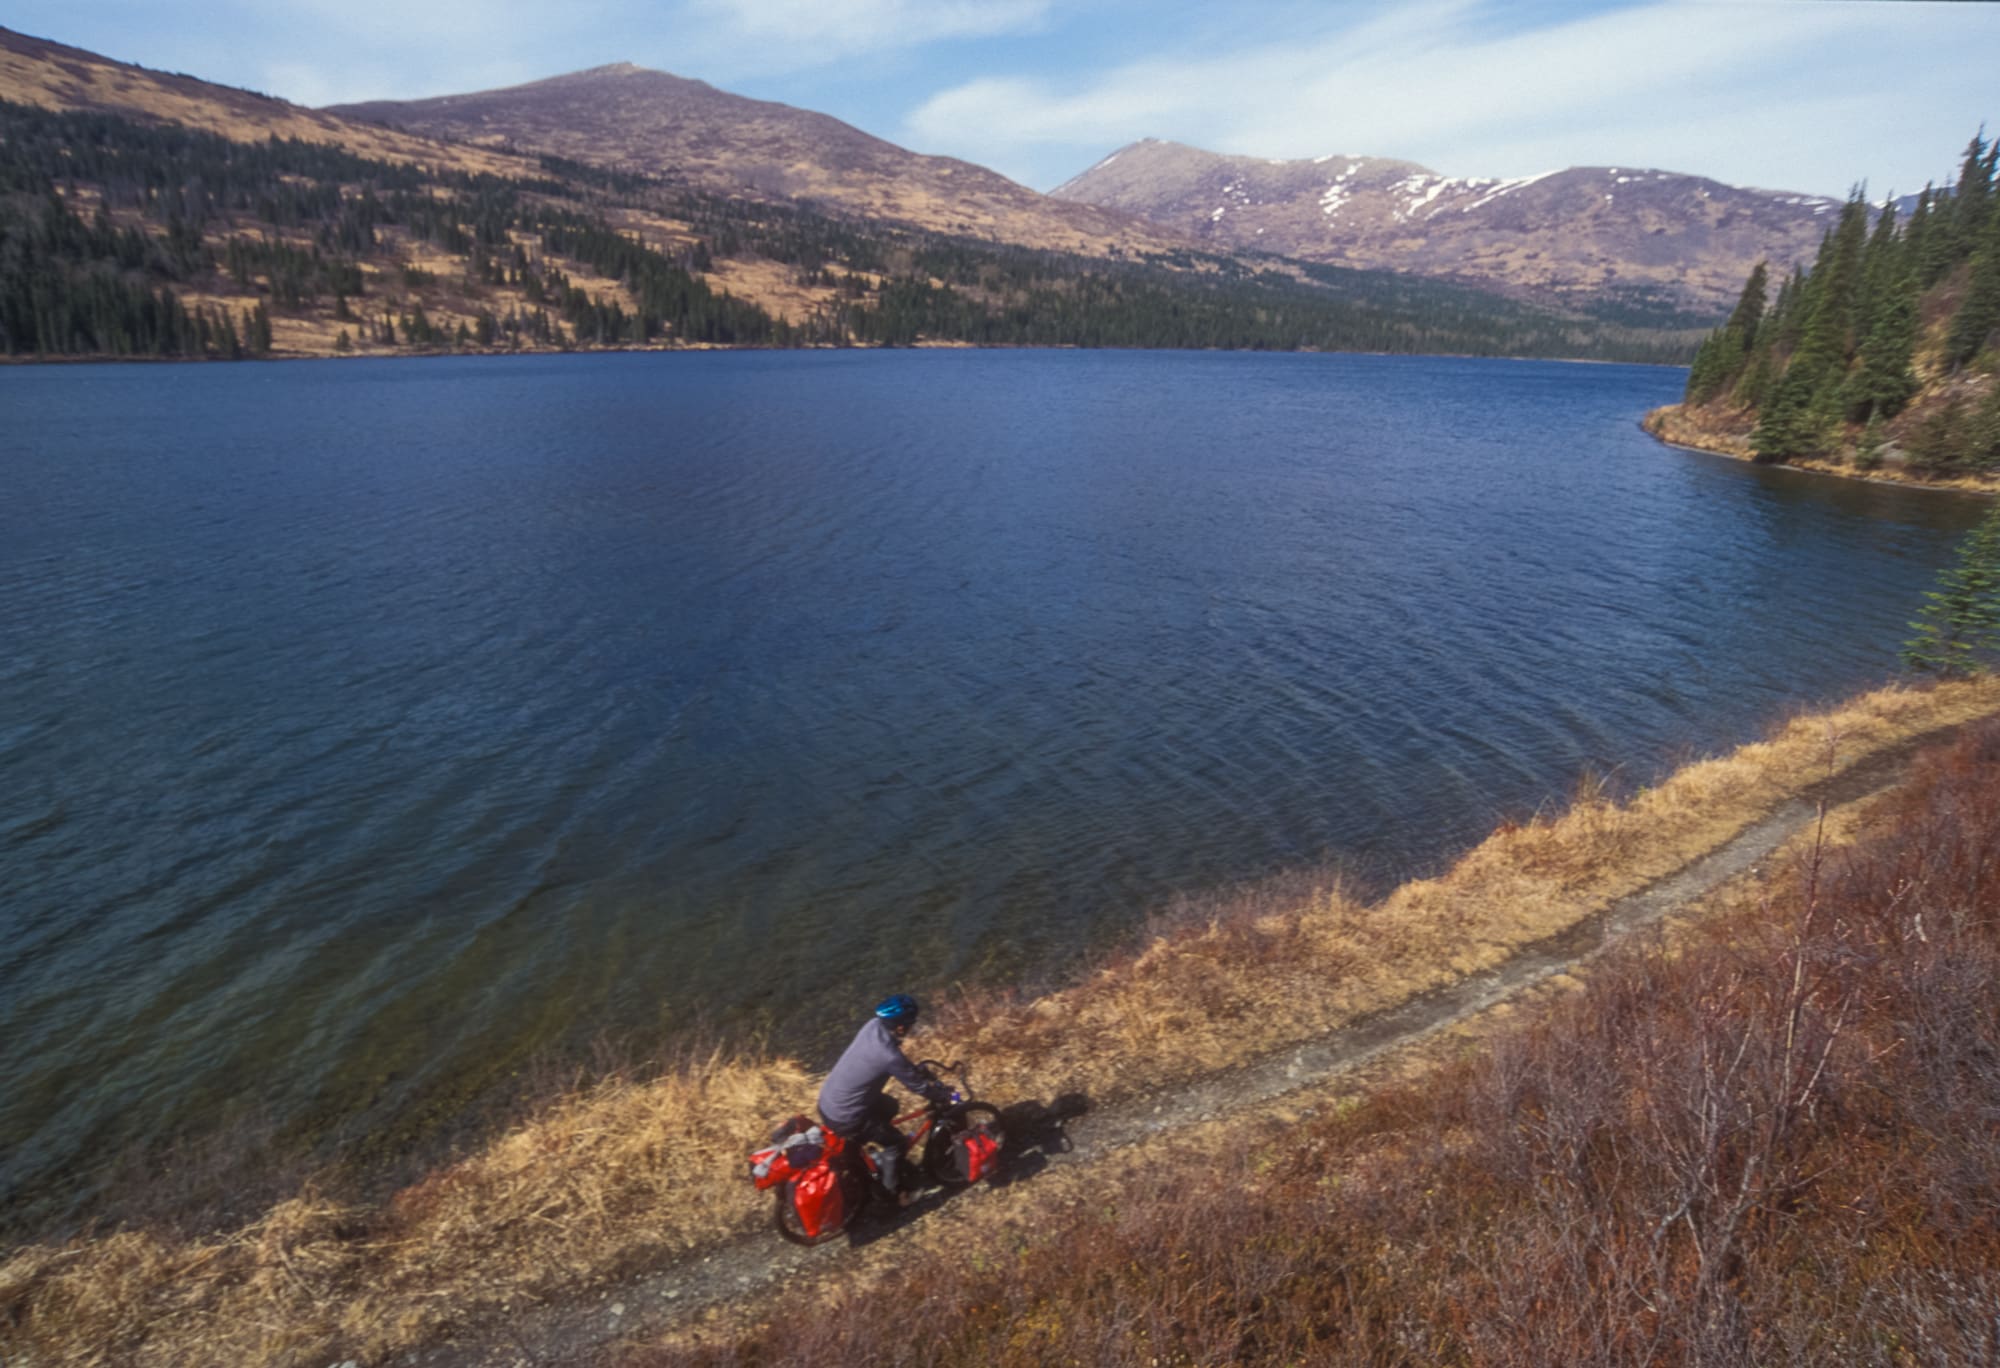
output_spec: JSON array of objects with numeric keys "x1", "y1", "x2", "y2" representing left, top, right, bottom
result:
[
  {"x1": 0, "y1": 101, "x2": 1704, "y2": 364},
  {"x1": 1681, "y1": 130, "x2": 2000, "y2": 475}
]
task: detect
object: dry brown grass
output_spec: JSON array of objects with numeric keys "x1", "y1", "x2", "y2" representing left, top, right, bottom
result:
[
  {"x1": 702, "y1": 256, "x2": 851, "y2": 326},
  {"x1": 0, "y1": 1051, "x2": 810, "y2": 1366},
  {"x1": 6, "y1": 678, "x2": 2000, "y2": 1365},
  {"x1": 650, "y1": 714, "x2": 2000, "y2": 1368},
  {"x1": 921, "y1": 675, "x2": 2000, "y2": 1108}
]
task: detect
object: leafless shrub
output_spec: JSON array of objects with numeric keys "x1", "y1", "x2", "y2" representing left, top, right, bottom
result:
[{"x1": 646, "y1": 719, "x2": 2000, "y2": 1368}]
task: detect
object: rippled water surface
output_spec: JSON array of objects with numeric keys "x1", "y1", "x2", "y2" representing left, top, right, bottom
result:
[{"x1": 0, "y1": 350, "x2": 1981, "y2": 1203}]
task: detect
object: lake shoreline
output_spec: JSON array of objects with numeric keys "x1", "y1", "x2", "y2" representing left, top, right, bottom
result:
[
  {"x1": 9, "y1": 675, "x2": 2000, "y2": 1364},
  {"x1": 0, "y1": 350, "x2": 1962, "y2": 1237},
  {"x1": 1642, "y1": 402, "x2": 2000, "y2": 496},
  {"x1": 1, "y1": 340, "x2": 1694, "y2": 368}
]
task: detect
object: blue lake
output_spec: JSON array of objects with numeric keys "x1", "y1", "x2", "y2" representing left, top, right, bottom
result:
[{"x1": 0, "y1": 349, "x2": 1982, "y2": 1206}]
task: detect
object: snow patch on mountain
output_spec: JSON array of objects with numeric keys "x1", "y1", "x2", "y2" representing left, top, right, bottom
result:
[
  {"x1": 1390, "y1": 173, "x2": 1464, "y2": 222},
  {"x1": 1461, "y1": 169, "x2": 1557, "y2": 212}
]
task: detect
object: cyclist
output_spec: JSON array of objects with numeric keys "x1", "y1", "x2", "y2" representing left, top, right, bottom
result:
[{"x1": 817, "y1": 993, "x2": 952, "y2": 1202}]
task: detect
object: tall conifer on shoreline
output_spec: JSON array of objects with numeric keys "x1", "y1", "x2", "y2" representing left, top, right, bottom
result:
[{"x1": 1683, "y1": 128, "x2": 2000, "y2": 473}]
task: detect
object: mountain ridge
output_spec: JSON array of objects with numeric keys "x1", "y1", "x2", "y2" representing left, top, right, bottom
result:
[
  {"x1": 0, "y1": 24, "x2": 527, "y2": 179},
  {"x1": 1051, "y1": 137, "x2": 1847, "y2": 313},
  {"x1": 5, "y1": 23, "x2": 1886, "y2": 323},
  {"x1": 326, "y1": 65, "x2": 1175, "y2": 260},
  {"x1": 0, "y1": 24, "x2": 1720, "y2": 362}
]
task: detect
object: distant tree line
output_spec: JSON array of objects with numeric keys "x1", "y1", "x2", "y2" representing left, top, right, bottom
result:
[
  {"x1": 2, "y1": 98, "x2": 1704, "y2": 363},
  {"x1": 1683, "y1": 130, "x2": 2000, "y2": 473}
]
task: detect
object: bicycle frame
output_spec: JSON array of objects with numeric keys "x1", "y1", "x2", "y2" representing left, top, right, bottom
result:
[
  {"x1": 855, "y1": 1059, "x2": 967, "y2": 1183},
  {"x1": 851, "y1": 1103, "x2": 933, "y2": 1185},
  {"x1": 894, "y1": 1103, "x2": 936, "y2": 1145}
]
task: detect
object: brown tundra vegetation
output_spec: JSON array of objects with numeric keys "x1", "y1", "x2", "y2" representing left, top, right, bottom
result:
[
  {"x1": 651, "y1": 718, "x2": 2000, "y2": 1367},
  {"x1": 4, "y1": 679, "x2": 2000, "y2": 1365}
]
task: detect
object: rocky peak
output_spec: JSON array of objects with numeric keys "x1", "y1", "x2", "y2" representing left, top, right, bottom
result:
[{"x1": 1052, "y1": 141, "x2": 1846, "y2": 313}]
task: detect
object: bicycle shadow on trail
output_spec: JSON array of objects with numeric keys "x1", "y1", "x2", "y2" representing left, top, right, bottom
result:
[{"x1": 842, "y1": 1092, "x2": 1090, "y2": 1248}]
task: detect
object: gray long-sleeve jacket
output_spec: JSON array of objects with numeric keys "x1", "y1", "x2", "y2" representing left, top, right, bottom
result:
[{"x1": 816, "y1": 1017, "x2": 947, "y2": 1134}]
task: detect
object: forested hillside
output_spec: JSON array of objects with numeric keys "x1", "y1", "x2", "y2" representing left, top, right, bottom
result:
[
  {"x1": 0, "y1": 101, "x2": 1702, "y2": 364},
  {"x1": 1657, "y1": 131, "x2": 2000, "y2": 476}
]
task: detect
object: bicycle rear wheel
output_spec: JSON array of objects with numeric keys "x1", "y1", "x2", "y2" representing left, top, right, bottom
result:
[{"x1": 772, "y1": 1170, "x2": 861, "y2": 1246}]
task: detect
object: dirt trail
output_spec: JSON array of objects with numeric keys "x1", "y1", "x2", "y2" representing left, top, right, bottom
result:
[{"x1": 415, "y1": 725, "x2": 1957, "y2": 1367}]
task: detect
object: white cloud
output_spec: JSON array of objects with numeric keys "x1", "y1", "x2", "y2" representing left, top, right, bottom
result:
[
  {"x1": 216, "y1": 0, "x2": 623, "y2": 102},
  {"x1": 684, "y1": 0, "x2": 1051, "y2": 64},
  {"x1": 18, "y1": 0, "x2": 1053, "y2": 105},
  {"x1": 904, "y1": 0, "x2": 2000, "y2": 197}
]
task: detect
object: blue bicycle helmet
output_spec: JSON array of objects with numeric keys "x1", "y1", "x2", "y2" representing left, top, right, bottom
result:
[{"x1": 874, "y1": 993, "x2": 920, "y2": 1027}]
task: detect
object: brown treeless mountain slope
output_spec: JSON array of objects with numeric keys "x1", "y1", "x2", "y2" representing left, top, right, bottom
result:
[
  {"x1": 1053, "y1": 138, "x2": 1845, "y2": 313},
  {"x1": 0, "y1": 26, "x2": 528, "y2": 179},
  {"x1": 327, "y1": 65, "x2": 1180, "y2": 258},
  {"x1": 0, "y1": 29, "x2": 908, "y2": 341}
]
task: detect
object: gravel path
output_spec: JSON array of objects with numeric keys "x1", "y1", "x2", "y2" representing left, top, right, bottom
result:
[{"x1": 415, "y1": 725, "x2": 1954, "y2": 1367}]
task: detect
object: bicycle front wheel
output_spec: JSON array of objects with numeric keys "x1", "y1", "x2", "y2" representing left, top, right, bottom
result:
[{"x1": 924, "y1": 1102, "x2": 1005, "y2": 1188}]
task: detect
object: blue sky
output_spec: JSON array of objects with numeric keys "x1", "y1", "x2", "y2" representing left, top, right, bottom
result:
[{"x1": 11, "y1": 1, "x2": 1997, "y2": 198}]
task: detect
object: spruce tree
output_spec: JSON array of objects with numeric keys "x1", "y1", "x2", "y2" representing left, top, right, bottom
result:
[
  {"x1": 1853, "y1": 198, "x2": 1901, "y2": 345},
  {"x1": 1857, "y1": 408, "x2": 1888, "y2": 471},
  {"x1": 1918, "y1": 184, "x2": 1960, "y2": 286},
  {"x1": 1734, "y1": 340, "x2": 1778, "y2": 409},
  {"x1": 1725, "y1": 260, "x2": 1769, "y2": 346},
  {"x1": 1905, "y1": 501, "x2": 2000, "y2": 675},
  {"x1": 1771, "y1": 195, "x2": 1869, "y2": 458},
  {"x1": 1686, "y1": 261, "x2": 1768, "y2": 404},
  {"x1": 1685, "y1": 328, "x2": 1734, "y2": 404},
  {"x1": 1753, "y1": 363, "x2": 1818, "y2": 461},
  {"x1": 1815, "y1": 193, "x2": 1871, "y2": 365},
  {"x1": 1904, "y1": 187, "x2": 1933, "y2": 278},
  {"x1": 1951, "y1": 131, "x2": 1994, "y2": 250},
  {"x1": 1844, "y1": 281, "x2": 1919, "y2": 420},
  {"x1": 1844, "y1": 210, "x2": 1920, "y2": 421},
  {"x1": 1946, "y1": 208, "x2": 2000, "y2": 368}
]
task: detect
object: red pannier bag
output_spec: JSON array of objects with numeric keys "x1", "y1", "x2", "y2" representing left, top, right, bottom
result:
[
  {"x1": 748, "y1": 1115, "x2": 850, "y2": 1239},
  {"x1": 748, "y1": 1143, "x2": 794, "y2": 1190},
  {"x1": 952, "y1": 1126, "x2": 1000, "y2": 1183},
  {"x1": 748, "y1": 1114, "x2": 816, "y2": 1190},
  {"x1": 785, "y1": 1134, "x2": 848, "y2": 1239}
]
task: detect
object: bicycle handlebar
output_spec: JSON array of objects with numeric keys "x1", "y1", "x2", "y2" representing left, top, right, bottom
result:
[{"x1": 915, "y1": 1058, "x2": 971, "y2": 1097}]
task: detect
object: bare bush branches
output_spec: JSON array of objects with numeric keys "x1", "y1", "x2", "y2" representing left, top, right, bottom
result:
[{"x1": 655, "y1": 718, "x2": 2000, "y2": 1367}]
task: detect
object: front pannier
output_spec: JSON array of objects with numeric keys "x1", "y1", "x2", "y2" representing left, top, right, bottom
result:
[{"x1": 949, "y1": 1124, "x2": 1000, "y2": 1184}]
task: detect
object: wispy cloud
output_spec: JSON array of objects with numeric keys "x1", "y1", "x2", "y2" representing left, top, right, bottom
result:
[
  {"x1": 16, "y1": 0, "x2": 1055, "y2": 104},
  {"x1": 905, "y1": 0, "x2": 1999, "y2": 196},
  {"x1": 679, "y1": 0, "x2": 1052, "y2": 72},
  {"x1": 210, "y1": 0, "x2": 615, "y2": 102}
]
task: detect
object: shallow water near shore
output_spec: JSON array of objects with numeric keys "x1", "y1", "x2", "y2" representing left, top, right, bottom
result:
[{"x1": 0, "y1": 349, "x2": 1983, "y2": 1209}]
